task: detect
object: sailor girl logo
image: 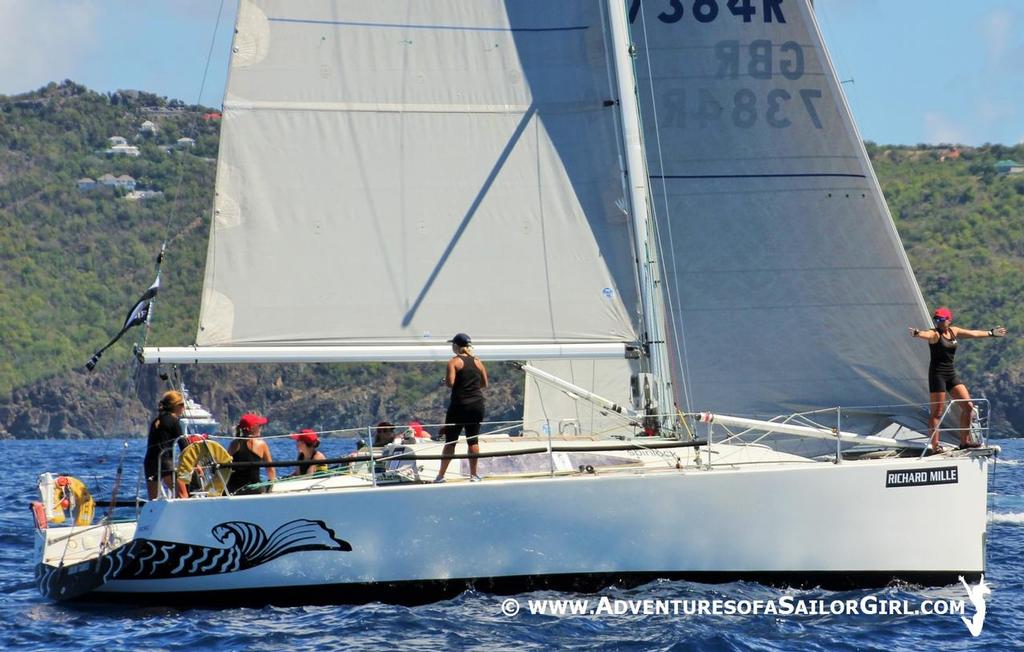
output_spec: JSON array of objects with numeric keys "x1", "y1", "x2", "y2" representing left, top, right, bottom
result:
[{"x1": 959, "y1": 574, "x2": 989, "y2": 637}]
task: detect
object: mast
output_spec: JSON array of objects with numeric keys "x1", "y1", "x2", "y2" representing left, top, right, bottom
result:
[{"x1": 605, "y1": 0, "x2": 674, "y2": 431}]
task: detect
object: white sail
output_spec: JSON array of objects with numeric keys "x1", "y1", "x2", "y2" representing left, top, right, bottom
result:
[
  {"x1": 197, "y1": 0, "x2": 640, "y2": 350},
  {"x1": 629, "y1": 0, "x2": 930, "y2": 426}
]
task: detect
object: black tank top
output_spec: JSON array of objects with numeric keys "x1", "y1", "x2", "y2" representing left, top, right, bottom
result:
[
  {"x1": 228, "y1": 440, "x2": 262, "y2": 492},
  {"x1": 928, "y1": 329, "x2": 958, "y2": 373},
  {"x1": 450, "y1": 354, "x2": 484, "y2": 407}
]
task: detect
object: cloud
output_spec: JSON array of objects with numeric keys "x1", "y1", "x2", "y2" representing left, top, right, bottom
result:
[
  {"x1": 923, "y1": 112, "x2": 970, "y2": 145},
  {"x1": 0, "y1": 0, "x2": 100, "y2": 95}
]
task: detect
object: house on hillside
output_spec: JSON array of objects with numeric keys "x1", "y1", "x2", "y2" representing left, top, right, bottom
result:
[
  {"x1": 202, "y1": 112, "x2": 221, "y2": 121},
  {"x1": 106, "y1": 143, "x2": 141, "y2": 157},
  {"x1": 125, "y1": 189, "x2": 164, "y2": 201},
  {"x1": 97, "y1": 173, "x2": 118, "y2": 188},
  {"x1": 939, "y1": 148, "x2": 961, "y2": 162},
  {"x1": 115, "y1": 175, "x2": 136, "y2": 191},
  {"x1": 995, "y1": 160, "x2": 1024, "y2": 175},
  {"x1": 139, "y1": 120, "x2": 158, "y2": 136},
  {"x1": 176, "y1": 137, "x2": 195, "y2": 149},
  {"x1": 76, "y1": 178, "x2": 96, "y2": 191},
  {"x1": 108, "y1": 136, "x2": 127, "y2": 147}
]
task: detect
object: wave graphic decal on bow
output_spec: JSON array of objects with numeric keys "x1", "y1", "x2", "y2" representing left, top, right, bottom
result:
[
  {"x1": 36, "y1": 518, "x2": 352, "y2": 598},
  {"x1": 104, "y1": 519, "x2": 351, "y2": 581}
]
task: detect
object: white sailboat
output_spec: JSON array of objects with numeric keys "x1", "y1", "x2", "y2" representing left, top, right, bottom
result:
[{"x1": 33, "y1": 0, "x2": 996, "y2": 605}]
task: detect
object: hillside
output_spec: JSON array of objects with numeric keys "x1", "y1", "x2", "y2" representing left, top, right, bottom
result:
[{"x1": 0, "y1": 82, "x2": 1021, "y2": 437}]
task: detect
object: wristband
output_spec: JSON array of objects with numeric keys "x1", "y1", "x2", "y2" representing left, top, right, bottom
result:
[
  {"x1": 913, "y1": 329, "x2": 920, "y2": 336},
  {"x1": 988, "y1": 329, "x2": 994, "y2": 337}
]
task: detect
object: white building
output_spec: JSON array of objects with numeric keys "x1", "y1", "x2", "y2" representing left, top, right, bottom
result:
[
  {"x1": 107, "y1": 136, "x2": 127, "y2": 146},
  {"x1": 176, "y1": 137, "x2": 196, "y2": 148},
  {"x1": 139, "y1": 120, "x2": 158, "y2": 136},
  {"x1": 107, "y1": 144, "x2": 141, "y2": 157},
  {"x1": 76, "y1": 178, "x2": 96, "y2": 191},
  {"x1": 125, "y1": 189, "x2": 164, "y2": 201}
]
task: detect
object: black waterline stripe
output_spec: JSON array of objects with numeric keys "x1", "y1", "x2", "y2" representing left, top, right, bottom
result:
[{"x1": 70, "y1": 570, "x2": 979, "y2": 607}]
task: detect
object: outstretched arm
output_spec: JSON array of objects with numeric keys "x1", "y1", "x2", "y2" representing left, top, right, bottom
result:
[
  {"x1": 909, "y1": 327, "x2": 939, "y2": 343},
  {"x1": 954, "y1": 326, "x2": 1007, "y2": 340}
]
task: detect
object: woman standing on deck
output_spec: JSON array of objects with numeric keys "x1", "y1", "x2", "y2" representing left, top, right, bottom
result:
[
  {"x1": 434, "y1": 333, "x2": 488, "y2": 483},
  {"x1": 910, "y1": 307, "x2": 1006, "y2": 452},
  {"x1": 227, "y1": 414, "x2": 276, "y2": 493},
  {"x1": 144, "y1": 390, "x2": 186, "y2": 500}
]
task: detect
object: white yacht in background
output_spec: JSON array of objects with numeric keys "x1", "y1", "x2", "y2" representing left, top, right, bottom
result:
[
  {"x1": 32, "y1": 0, "x2": 995, "y2": 605},
  {"x1": 179, "y1": 384, "x2": 219, "y2": 437}
]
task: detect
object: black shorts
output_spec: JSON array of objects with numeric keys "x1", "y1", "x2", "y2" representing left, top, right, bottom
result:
[
  {"x1": 442, "y1": 402, "x2": 485, "y2": 445},
  {"x1": 144, "y1": 454, "x2": 174, "y2": 482},
  {"x1": 928, "y1": 370, "x2": 964, "y2": 393}
]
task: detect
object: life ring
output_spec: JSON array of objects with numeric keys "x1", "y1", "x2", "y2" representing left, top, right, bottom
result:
[
  {"x1": 49, "y1": 476, "x2": 95, "y2": 526},
  {"x1": 176, "y1": 440, "x2": 233, "y2": 496}
]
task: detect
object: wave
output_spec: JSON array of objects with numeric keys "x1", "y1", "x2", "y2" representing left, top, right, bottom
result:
[
  {"x1": 989, "y1": 511, "x2": 1024, "y2": 525},
  {"x1": 996, "y1": 458, "x2": 1022, "y2": 466}
]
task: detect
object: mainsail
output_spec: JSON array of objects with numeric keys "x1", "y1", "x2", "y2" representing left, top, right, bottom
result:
[
  {"x1": 629, "y1": 0, "x2": 931, "y2": 429},
  {"x1": 197, "y1": 0, "x2": 641, "y2": 351}
]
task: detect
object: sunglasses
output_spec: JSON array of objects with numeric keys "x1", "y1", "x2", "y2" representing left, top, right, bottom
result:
[{"x1": 933, "y1": 317, "x2": 949, "y2": 322}]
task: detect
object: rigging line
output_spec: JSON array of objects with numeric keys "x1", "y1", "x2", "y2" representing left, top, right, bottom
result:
[
  {"x1": 100, "y1": 1, "x2": 228, "y2": 538},
  {"x1": 163, "y1": 0, "x2": 227, "y2": 241},
  {"x1": 637, "y1": 5, "x2": 695, "y2": 415},
  {"x1": 651, "y1": 173, "x2": 866, "y2": 180}
]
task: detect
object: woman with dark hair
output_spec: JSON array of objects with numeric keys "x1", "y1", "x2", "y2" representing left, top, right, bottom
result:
[
  {"x1": 226, "y1": 414, "x2": 276, "y2": 493},
  {"x1": 144, "y1": 390, "x2": 186, "y2": 500},
  {"x1": 910, "y1": 307, "x2": 1006, "y2": 452},
  {"x1": 291, "y1": 428, "x2": 328, "y2": 476},
  {"x1": 434, "y1": 332, "x2": 488, "y2": 483}
]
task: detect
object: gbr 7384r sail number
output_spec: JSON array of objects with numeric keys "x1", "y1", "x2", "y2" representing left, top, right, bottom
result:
[{"x1": 630, "y1": 0, "x2": 787, "y2": 25}]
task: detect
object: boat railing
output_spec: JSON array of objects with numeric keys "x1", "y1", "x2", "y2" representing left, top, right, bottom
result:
[
  {"x1": 156, "y1": 400, "x2": 990, "y2": 498},
  {"x1": 934, "y1": 397, "x2": 990, "y2": 448},
  {"x1": 704, "y1": 398, "x2": 990, "y2": 459},
  {"x1": 152, "y1": 413, "x2": 709, "y2": 497}
]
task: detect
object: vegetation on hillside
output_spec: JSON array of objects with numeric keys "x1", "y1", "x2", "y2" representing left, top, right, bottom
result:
[{"x1": 0, "y1": 83, "x2": 1021, "y2": 436}]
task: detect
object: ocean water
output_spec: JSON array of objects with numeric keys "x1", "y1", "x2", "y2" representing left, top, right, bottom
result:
[{"x1": 1, "y1": 437, "x2": 1021, "y2": 651}]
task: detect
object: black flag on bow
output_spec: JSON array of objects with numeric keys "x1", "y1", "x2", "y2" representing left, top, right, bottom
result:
[{"x1": 85, "y1": 274, "x2": 160, "y2": 371}]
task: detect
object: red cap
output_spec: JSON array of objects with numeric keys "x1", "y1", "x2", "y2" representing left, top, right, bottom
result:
[
  {"x1": 409, "y1": 421, "x2": 426, "y2": 437},
  {"x1": 933, "y1": 307, "x2": 953, "y2": 321},
  {"x1": 238, "y1": 413, "x2": 268, "y2": 430},
  {"x1": 290, "y1": 428, "x2": 319, "y2": 446}
]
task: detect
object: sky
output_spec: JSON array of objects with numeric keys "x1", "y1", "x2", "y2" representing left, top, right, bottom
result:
[{"x1": 0, "y1": 0, "x2": 1021, "y2": 146}]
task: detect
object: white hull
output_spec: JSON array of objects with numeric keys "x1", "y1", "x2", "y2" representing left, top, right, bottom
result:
[{"x1": 36, "y1": 447, "x2": 991, "y2": 605}]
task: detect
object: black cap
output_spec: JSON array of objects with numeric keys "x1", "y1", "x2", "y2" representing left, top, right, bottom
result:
[{"x1": 448, "y1": 332, "x2": 472, "y2": 346}]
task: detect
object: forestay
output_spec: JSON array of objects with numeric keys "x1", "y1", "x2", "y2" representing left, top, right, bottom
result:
[
  {"x1": 630, "y1": 0, "x2": 931, "y2": 429},
  {"x1": 197, "y1": 0, "x2": 640, "y2": 350}
]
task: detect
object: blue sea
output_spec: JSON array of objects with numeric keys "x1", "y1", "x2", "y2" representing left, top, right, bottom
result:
[{"x1": 1, "y1": 437, "x2": 1022, "y2": 651}]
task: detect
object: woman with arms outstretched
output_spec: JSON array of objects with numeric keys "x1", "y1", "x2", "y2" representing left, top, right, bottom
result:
[{"x1": 910, "y1": 307, "x2": 1005, "y2": 452}]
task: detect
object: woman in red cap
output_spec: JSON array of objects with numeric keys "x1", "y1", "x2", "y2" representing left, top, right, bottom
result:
[
  {"x1": 291, "y1": 428, "x2": 328, "y2": 476},
  {"x1": 226, "y1": 413, "x2": 276, "y2": 493},
  {"x1": 910, "y1": 307, "x2": 1006, "y2": 452}
]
